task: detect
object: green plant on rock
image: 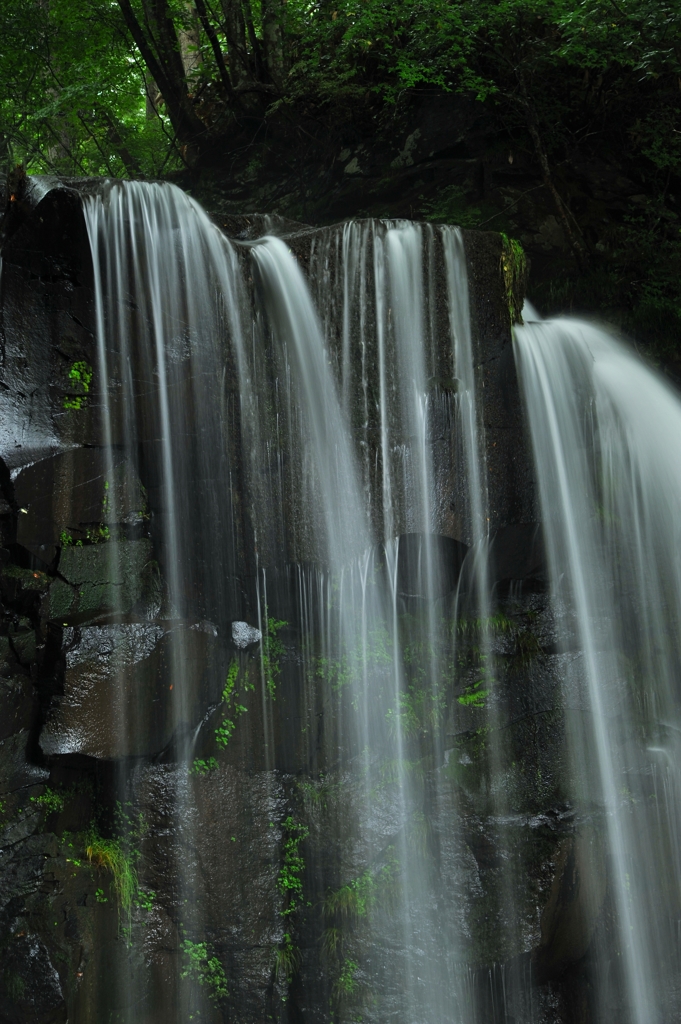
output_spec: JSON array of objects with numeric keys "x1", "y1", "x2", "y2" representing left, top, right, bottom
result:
[
  {"x1": 84, "y1": 805, "x2": 148, "y2": 923},
  {"x1": 190, "y1": 757, "x2": 218, "y2": 775},
  {"x1": 297, "y1": 774, "x2": 341, "y2": 815},
  {"x1": 385, "y1": 680, "x2": 446, "y2": 738},
  {"x1": 457, "y1": 679, "x2": 489, "y2": 709},
  {"x1": 63, "y1": 361, "x2": 94, "y2": 410},
  {"x1": 275, "y1": 931, "x2": 301, "y2": 984},
  {"x1": 85, "y1": 828, "x2": 138, "y2": 916},
  {"x1": 323, "y1": 858, "x2": 398, "y2": 1016},
  {"x1": 322, "y1": 925, "x2": 342, "y2": 955},
  {"x1": 500, "y1": 234, "x2": 527, "y2": 326},
  {"x1": 60, "y1": 523, "x2": 110, "y2": 546},
  {"x1": 457, "y1": 611, "x2": 514, "y2": 637},
  {"x1": 215, "y1": 659, "x2": 253, "y2": 749},
  {"x1": 101, "y1": 480, "x2": 110, "y2": 518},
  {"x1": 30, "y1": 787, "x2": 66, "y2": 815},
  {"x1": 278, "y1": 816, "x2": 309, "y2": 917},
  {"x1": 513, "y1": 628, "x2": 543, "y2": 666},
  {"x1": 262, "y1": 613, "x2": 287, "y2": 699},
  {"x1": 133, "y1": 888, "x2": 155, "y2": 911},
  {"x1": 325, "y1": 871, "x2": 376, "y2": 920},
  {"x1": 313, "y1": 653, "x2": 353, "y2": 693},
  {"x1": 273, "y1": 815, "x2": 310, "y2": 991},
  {"x1": 420, "y1": 184, "x2": 484, "y2": 227},
  {"x1": 312, "y1": 625, "x2": 393, "y2": 696},
  {"x1": 333, "y1": 957, "x2": 360, "y2": 1000},
  {"x1": 85, "y1": 524, "x2": 110, "y2": 543},
  {"x1": 180, "y1": 939, "x2": 228, "y2": 1002},
  {"x1": 325, "y1": 857, "x2": 398, "y2": 923}
]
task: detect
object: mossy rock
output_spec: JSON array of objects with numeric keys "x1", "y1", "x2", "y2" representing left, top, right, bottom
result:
[{"x1": 47, "y1": 539, "x2": 154, "y2": 622}]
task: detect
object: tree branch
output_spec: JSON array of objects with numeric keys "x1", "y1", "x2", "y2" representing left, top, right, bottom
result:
[
  {"x1": 193, "y1": 0, "x2": 238, "y2": 102},
  {"x1": 118, "y1": 0, "x2": 204, "y2": 150}
]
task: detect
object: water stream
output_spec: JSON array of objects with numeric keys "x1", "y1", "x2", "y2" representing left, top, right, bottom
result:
[
  {"x1": 74, "y1": 178, "x2": 681, "y2": 1023},
  {"x1": 515, "y1": 310, "x2": 681, "y2": 1024}
]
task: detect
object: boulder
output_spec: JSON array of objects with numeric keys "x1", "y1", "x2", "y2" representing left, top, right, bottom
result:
[
  {"x1": 532, "y1": 829, "x2": 607, "y2": 982},
  {"x1": 15, "y1": 449, "x2": 146, "y2": 564},
  {"x1": 46, "y1": 540, "x2": 155, "y2": 624},
  {"x1": 231, "y1": 621, "x2": 262, "y2": 649},
  {"x1": 40, "y1": 622, "x2": 219, "y2": 759}
]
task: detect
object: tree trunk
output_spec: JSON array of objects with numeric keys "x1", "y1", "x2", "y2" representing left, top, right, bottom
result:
[
  {"x1": 220, "y1": 0, "x2": 252, "y2": 89},
  {"x1": 177, "y1": 2, "x2": 202, "y2": 86},
  {"x1": 145, "y1": 77, "x2": 162, "y2": 120},
  {"x1": 194, "y1": 0, "x2": 238, "y2": 103},
  {"x1": 260, "y1": 0, "x2": 285, "y2": 88},
  {"x1": 241, "y1": 0, "x2": 264, "y2": 81},
  {"x1": 522, "y1": 101, "x2": 589, "y2": 271},
  {"x1": 118, "y1": 0, "x2": 205, "y2": 156}
]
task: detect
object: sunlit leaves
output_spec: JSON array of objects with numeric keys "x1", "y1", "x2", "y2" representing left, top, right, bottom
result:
[
  {"x1": 1, "y1": 0, "x2": 175, "y2": 177},
  {"x1": 1, "y1": 0, "x2": 678, "y2": 176}
]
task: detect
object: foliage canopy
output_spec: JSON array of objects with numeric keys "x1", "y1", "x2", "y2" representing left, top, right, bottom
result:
[{"x1": 2, "y1": 0, "x2": 679, "y2": 179}]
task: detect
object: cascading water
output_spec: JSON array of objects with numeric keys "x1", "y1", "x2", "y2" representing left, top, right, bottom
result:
[
  {"x1": 82, "y1": 182, "x2": 252, "y2": 1021},
  {"x1": 69, "y1": 173, "x2": 681, "y2": 1024},
  {"x1": 234, "y1": 217, "x2": 490, "y2": 1022},
  {"x1": 77, "y1": 182, "x2": 500, "y2": 1023},
  {"x1": 515, "y1": 310, "x2": 681, "y2": 1023},
  {"x1": 14, "y1": 170, "x2": 681, "y2": 1024}
]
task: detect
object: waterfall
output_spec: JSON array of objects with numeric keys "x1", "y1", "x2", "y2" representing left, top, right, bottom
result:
[
  {"x1": 82, "y1": 182, "x2": 249, "y2": 1020},
  {"x1": 515, "y1": 311, "x2": 681, "y2": 1023},
  {"x1": 76, "y1": 183, "x2": 495, "y2": 1023},
  {"x1": 15, "y1": 172, "x2": 681, "y2": 1023}
]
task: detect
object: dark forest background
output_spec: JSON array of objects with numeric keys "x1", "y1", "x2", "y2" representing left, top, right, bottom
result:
[{"x1": 3, "y1": 0, "x2": 681, "y2": 360}]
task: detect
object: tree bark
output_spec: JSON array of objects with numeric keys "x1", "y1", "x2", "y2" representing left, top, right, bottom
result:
[
  {"x1": 177, "y1": 1, "x2": 202, "y2": 85},
  {"x1": 219, "y1": 0, "x2": 252, "y2": 89},
  {"x1": 260, "y1": 0, "x2": 285, "y2": 88},
  {"x1": 194, "y1": 0, "x2": 238, "y2": 102},
  {"x1": 241, "y1": 0, "x2": 264, "y2": 81}
]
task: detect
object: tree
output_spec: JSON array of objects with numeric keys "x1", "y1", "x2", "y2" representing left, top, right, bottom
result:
[
  {"x1": 0, "y1": 0, "x2": 172, "y2": 177},
  {"x1": 2, "y1": 0, "x2": 680, "y2": 205}
]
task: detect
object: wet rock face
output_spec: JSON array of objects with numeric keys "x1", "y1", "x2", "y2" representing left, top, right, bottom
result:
[
  {"x1": 0, "y1": 178, "x2": 100, "y2": 472},
  {"x1": 1, "y1": 929, "x2": 66, "y2": 1024},
  {"x1": 40, "y1": 622, "x2": 219, "y2": 759},
  {"x1": 46, "y1": 540, "x2": 151, "y2": 622},
  {"x1": 394, "y1": 532, "x2": 469, "y2": 601},
  {"x1": 15, "y1": 449, "x2": 147, "y2": 565},
  {"x1": 0, "y1": 181, "x2": 602, "y2": 1024}
]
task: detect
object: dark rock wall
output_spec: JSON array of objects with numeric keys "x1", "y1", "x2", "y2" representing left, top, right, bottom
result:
[{"x1": 0, "y1": 181, "x2": 603, "y2": 1024}]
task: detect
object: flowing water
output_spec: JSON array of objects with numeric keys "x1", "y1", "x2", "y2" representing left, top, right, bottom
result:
[
  {"x1": 515, "y1": 310, "x2": 681, "y2": 1023},
  {"x1": 81, "y1": 183, "x2": 494, "y2": 1022},
  {"x1": 76, "y1": 177, "x2": 681, "y2": 1024}
]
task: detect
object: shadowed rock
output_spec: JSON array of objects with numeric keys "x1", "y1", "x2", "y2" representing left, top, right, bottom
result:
[{"x1": 40, "y1": 622, "x2": 219, "y2": 759}]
